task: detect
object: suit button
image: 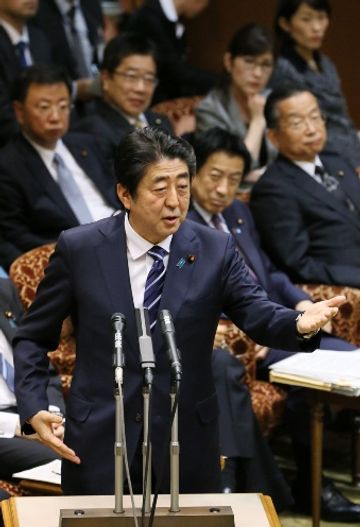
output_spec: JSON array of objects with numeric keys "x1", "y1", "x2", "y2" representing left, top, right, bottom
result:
[{"x1": 135, "y1": 412, "x2": 142, "y2": 423}]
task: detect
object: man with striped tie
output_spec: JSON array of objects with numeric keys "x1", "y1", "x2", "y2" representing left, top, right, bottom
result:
[{"x1": 14, "y1": 127, "x2": 345, "y2": 496}]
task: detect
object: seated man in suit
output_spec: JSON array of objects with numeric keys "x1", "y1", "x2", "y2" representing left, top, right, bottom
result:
[
  {"x1": 13, "y1": 127, "x2": 342, "y2": 497},
  {"x1": 250, "y1": 87, "x2": 360, "y2": 288},
  {"x1": 0, "y1": 0, "x2": 53, "y2": 146},
  {"x1": 74, "y1": 32, "x2": 173, "y2": 165},
  {"x1": 126, "y1": 0, "x2": 218, "y2": 102},
  {"x1": 0, "y1": 64, "x2": 119, "y2": 270},
  {"x1": 188, "y1": 127, "x2": 360, "y2": 522},
  {"x1": 0, "y1": 268, "x2": 65, "y2": 500},
  {"x1": 32, "y1": 0, "x2": 104, "y2": 96}
]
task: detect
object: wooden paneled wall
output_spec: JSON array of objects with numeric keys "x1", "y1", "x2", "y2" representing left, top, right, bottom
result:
[{"x1": 185, "y1": 0, "x2": 360, "y2": 127}]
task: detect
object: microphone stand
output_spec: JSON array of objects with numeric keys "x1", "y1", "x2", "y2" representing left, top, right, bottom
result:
[
  {"x1": 114, "y1": 367, "x2": 125, "y2": 514},
  {"x1": 142, "y1": 385, "x2": 152, "y2": 514},
  {"x1": 169, "y1": 382, "x2": 180, "y2": 513}
]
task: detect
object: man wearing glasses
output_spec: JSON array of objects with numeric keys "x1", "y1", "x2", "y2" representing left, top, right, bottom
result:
[
  {"x1": 251, "y1": 87, "x2": 360, "y2": 288},
  {"x1": 0, "y1": 64, "x2": 119, "y2": 271},
  {"x1": 74, "y1": 32, "x2": 173, "y2": 166}
]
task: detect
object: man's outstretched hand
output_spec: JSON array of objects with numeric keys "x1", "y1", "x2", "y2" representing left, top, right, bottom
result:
[{"x1": 296, "y1": 295, "x2": 346, "y2": 336}]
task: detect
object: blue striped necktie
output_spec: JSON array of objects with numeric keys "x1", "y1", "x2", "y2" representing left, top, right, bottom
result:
[
  {"x1": 0, "y1": 352, "x2": 14, "y2": 392},
  {"x1": 14, "y1": 41, "x2": 28, "y2": 69},
  {"x1": 144, "y1": 246, "x2": 168, "y2": 330}
]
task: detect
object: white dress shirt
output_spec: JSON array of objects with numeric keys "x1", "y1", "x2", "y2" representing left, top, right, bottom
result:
[
  {"x1": 294, "y1": 155, "x2": 324, "y2": 185},
  {"x1": 192, "y1": 200, "x2": 230, "y2": 233},
  {"x1": 25, "y1": 136, "x2": 115, "y2": 221},
  {"x1": 124, "y1": 213, "x2": 172, "y2": 308},
  {"x1": 0, "y1": 19, "x2": 32, "y2": 65},
  {"x1": 158, "y1": 0, "x2": 185, "y2": 38}
]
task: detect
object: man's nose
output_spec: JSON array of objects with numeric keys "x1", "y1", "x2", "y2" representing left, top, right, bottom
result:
[{"x1": 166, "y1": 186, "x2": 180, "y2": 207}]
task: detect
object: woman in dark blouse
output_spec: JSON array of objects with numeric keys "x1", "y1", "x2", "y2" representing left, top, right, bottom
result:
[{"x1": 271, "y1": 0, "x2": 360, "y2": 170}]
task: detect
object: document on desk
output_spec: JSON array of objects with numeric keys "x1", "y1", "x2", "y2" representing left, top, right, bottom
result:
[
  {"x1": 269, "y1": 349, "x2": 360, "y2": 396},
  {"x1": 12, "y1": 459, "x2": 61, "y2": 485}
]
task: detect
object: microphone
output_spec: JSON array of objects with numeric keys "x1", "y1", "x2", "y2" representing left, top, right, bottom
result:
[
  {"x1": 135, "y1": 308, "x2": 156, "y2": 386},
  {"x1": 158, "y1": 310, "x2": 182, "y2": 382},
  {"x1": 111, "y1": 313, "x2": 126, "y2": 385}
]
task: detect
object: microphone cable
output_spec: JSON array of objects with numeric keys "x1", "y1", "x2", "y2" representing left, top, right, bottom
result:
[
  {"x1": 141, "y1": 383, "x2": 153, "y2": 527},
  {"x1": 117, "y1": 379, "x2": 139, "y2": 527},
  {"x1": 147, "y1": 380, "x2": 181, "y2": 527}
]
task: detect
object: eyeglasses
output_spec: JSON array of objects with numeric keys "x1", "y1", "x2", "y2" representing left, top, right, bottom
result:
[
  {"x1": 113, "y1": 70, "x2": 158, "y2": 88},
  {"x1": 33, "y1": 102, "x2": 72, "y2": 117},
  {"x1": 242, "y1": 56, "x2": 273, "y2": 73},
  {"x1": 280, "y1": 111, "x2": 326, "y2": 131}
]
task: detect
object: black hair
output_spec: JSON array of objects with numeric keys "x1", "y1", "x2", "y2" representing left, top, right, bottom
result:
[
  {"x1": 228, "y1": 23, "x2": 273, "y2": 58},
  {"x1": 192, "y1": 127, "x2": 251, "y2": 175},
  {"x1": 274, "y1": 0, "x2": 331, "y2": 44},
  {"x1": 114, "y1": 127, "x2": 196, "y2": 197},
  {"x1": 101, "y1": 32, "x2": 158, "y2": 73},
  {"x1": 264, "y1": 86, "x2": 317, "y2": 127},
  {"x1": 12, "y1": 64, "x2": 72, "y2": 102}
]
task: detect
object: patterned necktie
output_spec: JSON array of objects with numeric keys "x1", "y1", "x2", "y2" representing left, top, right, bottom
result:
[
  {"x1": 211, "y1": 214, "x2": 226, "y2": 232},
  {"x1": 67, "y1": 5, "x2": 92, "y2": 78},
  {"x1": 143, "y1": 246, "x2": 168, "y2": 330},
  {"x1": 14, "y1": 41, "x2": 28, "y2": 69},
  {"x1": 0, "y1": 352, "x2": 14, "y2": 392},
  {"x1": 315, "y1": 165, "x2": 357, "y2": 213},
  {"x1": 53, "y1": 153, "x2": 93, "y2": 224}
]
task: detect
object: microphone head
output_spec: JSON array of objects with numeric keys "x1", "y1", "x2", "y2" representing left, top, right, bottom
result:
[
  {"x1": 111, "y1": 312, "x2": 126, "y2": 332},
  {"x1": 158, "y1": 309, "x2": 175, "y2": 333}
]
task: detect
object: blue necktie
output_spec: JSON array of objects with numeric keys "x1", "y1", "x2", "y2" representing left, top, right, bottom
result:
[
  {"x1": 144, "y1": 246, "x2": 168, "y2": 330},
  {"x1": 14, "y1": 41, "x2": 28, "y2": 69},
  {"x1": 53, "y1": 153, "x2": 93, "y2": 224},
  {"x1": 0, "y1": 352, "x2": 14, "y2": 392}
]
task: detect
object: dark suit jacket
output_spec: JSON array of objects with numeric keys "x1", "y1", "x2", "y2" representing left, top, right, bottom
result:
[
  {"x1": 73, "y1": 99, "x2": 173, "y2": 164},
  {"x1": 188, "y1": 200, "x2": 309, "y2": 308},
  {"x1": 0, "y1": 276, "x2": 64, "y2": 414},
  {"x1": 250, "y1": 152, "x2": 360, "y2": 287},
  {"x1": 13, "y1": 213, "x2": 319, "y2": 495},
  {"x1": 0, "y1": 132, "x2": 119, "y2": 269},
  {"x1": 32, "y1": 0, "x2": 103, "y2": 80},
  {"x1": 127, "y1": 0, "x2": 217, "y2": 101},
  {"x1": 0, "y1": 24, "x2": 53, "y2": 147}
]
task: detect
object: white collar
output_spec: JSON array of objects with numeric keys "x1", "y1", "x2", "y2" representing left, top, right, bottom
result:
[
  {"x1": 0, "y1": 19, "x2": 29, "y2": 45},
  {"x1": 124, "y1": 212, "x2": 172, "y2": 260},
  {"x1": 294, "y1": 155, "x2": 322, "y2": 177},
  {"x1": 23, "y1": 133, "x2": 62, "y2": 162},
  {"x1": 54, "y1": 0, "x2": 79, "y2": 16},
  {"x1": 158, "y1": 0, "x2": 178, "y2": 22},
  {"x1": 192, "y1": 200, "x2": 227, "y2": 227}
]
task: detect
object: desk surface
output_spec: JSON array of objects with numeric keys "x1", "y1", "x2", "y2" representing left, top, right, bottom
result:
[{"x1": 2, "y1": 493, "x2": 280, "y2": 527}]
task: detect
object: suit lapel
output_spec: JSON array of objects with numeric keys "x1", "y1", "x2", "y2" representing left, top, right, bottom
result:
[
  {"x1": 95, "y1": 214, "x2": 138, "y2": 358},
  {"x1": 222, "y1": 204, "x2": 269, "y2": 289},
  {"x1": 279, "y1": 155, "x2": 360, "y2": 230},
  {"x1": 18, "y1": 135, "x2": 78, "y2": 222}
]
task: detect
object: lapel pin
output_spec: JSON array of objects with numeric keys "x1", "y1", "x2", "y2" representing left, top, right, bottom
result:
[
  {"x1": 187, "y1": 254, "x2": 196, "y2": 264},
  {"x1": 233, "y1": 227, "x2": 242, "y2": 234},
  {"x1": 81, "y1": 149, "x2": 88, "y2": 157},
  {"x1": 155, "y1": 118, "x2": 162, "y2": 125},
  {"x1": 337, "y1": 170, "x2": 344, "y2": 177},
  {"x1": 237, "y1": 218, "x2": 244, "y2": 224},
  {"x1": 176, "y1": 257, "x2": 186, "y2": 269}
]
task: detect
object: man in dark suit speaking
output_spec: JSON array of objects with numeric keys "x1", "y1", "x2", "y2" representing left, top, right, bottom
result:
[
  {"x1": 251, "y1": 87, "x2": 360, "y2": 288},
  {"x1": 14, "y1": 127, "x2": 345, "y2": 496}
]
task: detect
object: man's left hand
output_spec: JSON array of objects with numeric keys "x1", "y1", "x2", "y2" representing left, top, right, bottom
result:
[{"x1": 296, "y1": 295, "x2": 346, "y2": 336}]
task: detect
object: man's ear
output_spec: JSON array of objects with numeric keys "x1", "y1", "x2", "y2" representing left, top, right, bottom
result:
[
  {"x1": 267, "y1": 128, "x2": 280, "y2": 149},
  {"x1": 116, "y1": 183, "x2": 132, "y2": 210},
  {"x1": 223, "y1": 52, "x2": 232, "y2": 74},
  {"x1": 13, "y1": 101, "x2": 24, "y2": 126}
]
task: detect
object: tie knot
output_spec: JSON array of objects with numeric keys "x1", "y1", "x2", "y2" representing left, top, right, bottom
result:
[
  {"x1": 211, "y1": 214, "x2": 223, "y2": 230},
  {"x1": 315, "y1": 165, "x2": 325, "y2": 178},
  {"x1": 16, "y1": 40, "x2": 27, "y2": 51},
  {"x1": 148, "y1": 246, "x2": 167, "y2": 262},
  {"x1": 53, "y1": 152, "x2": 64, "y2": 167}
]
